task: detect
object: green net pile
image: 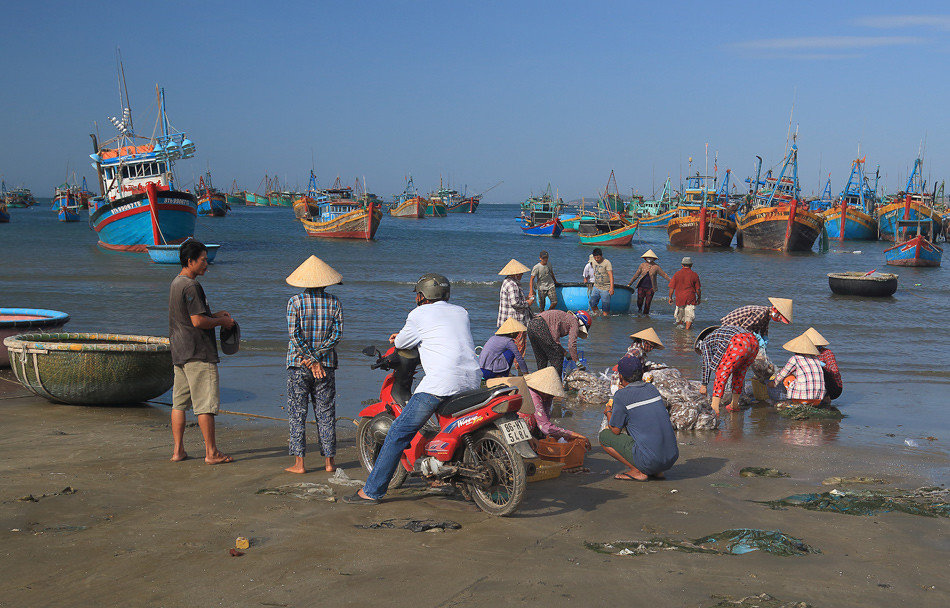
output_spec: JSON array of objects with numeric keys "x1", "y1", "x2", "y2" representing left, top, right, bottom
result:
[
  {"x1": 587, "y1": 529, "x2": 819, "y2": 557},
  {"x1": 759, "y1": 487, "x2": 949, "y2": 518}
]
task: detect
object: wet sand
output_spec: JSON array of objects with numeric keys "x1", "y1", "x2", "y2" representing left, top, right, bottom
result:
[{"x1": 0, "y1": 374, "x2": 947, "y2": 608}]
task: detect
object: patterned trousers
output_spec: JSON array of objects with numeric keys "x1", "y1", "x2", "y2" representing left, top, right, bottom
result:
[
  {"x1": 713, "y1": 332, "x2": 759, "y2": 398},
  {"x1": 287, "y1": 366, "x2": 336, "y2": 457},
  {"x1": 527, "y1": 317, "x2": 565, "y2": 376}
]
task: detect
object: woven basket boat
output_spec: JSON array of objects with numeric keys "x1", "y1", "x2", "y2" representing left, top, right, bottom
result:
[
  {"x1": 827, "y1": 272, "x2": 899, "y2": 297},
  {"x1": 3, "y1": 333, "x2": 173, "y2": 405}
]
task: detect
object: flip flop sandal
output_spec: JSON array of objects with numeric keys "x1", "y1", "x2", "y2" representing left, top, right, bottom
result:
[
  {"x1": 342, "y1": 492, "x2": 380, "y2": 505},
  {"x1": 614, "y1": 472, "x2": 647, "y2": 482}
]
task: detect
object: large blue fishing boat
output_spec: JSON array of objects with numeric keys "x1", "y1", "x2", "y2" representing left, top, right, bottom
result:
[
  {"x1": 87, "y1": 61, "x2": 197, "y2": 252},
  {"x1": 877, "y1": 155, "x2": 942, "y2": 242},
  {"x1": 823, "y1": 157, "x2": 878, "y2": 241}
]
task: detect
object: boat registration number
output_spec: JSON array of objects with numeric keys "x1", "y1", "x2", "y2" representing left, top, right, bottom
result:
[{"x1": 500, "y1": 419, "x2": 532, "y2": 444}]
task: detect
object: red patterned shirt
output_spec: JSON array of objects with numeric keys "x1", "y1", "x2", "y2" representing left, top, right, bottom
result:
[
  {"x1": 720, "y1": 305, "x2": 771, "y2": 337},
  {"x1": 818, "y1": 347, "x2": 842, "y2": 391}
]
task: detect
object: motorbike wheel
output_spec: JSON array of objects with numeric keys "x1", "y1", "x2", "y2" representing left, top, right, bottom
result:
[
  {"x1": 356, "y1": 415, "x2": 408, "y2": 491},
  {"x1": 462, "y1": 428, "x2": 527, "y2": 516}
]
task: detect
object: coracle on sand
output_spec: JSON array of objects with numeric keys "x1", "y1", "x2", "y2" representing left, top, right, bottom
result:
[{"x1": 3, "y1": 333, "x2": 172, "y2": 404}]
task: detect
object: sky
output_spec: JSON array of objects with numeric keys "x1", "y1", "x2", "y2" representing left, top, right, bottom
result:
[{"x1": 2, "y1": 1, "x2": 949, "y2": 202}]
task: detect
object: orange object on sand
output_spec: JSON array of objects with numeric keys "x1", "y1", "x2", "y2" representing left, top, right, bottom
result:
[{"x1": 536, "y1": 437, "x2": 587, "y2": 469}]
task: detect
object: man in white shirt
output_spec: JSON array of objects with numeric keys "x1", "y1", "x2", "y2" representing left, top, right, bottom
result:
[{"x1": 346, "y1": 273, "x2": 481, "y2": 504}]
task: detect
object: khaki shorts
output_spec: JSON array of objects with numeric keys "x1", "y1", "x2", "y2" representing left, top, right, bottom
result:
[
  {"x1": 674, "y1": 305, "x2": 695, "y2": 323},
  {"x1": 172, "y1": 361, "x2": 220, "y2": 415}
]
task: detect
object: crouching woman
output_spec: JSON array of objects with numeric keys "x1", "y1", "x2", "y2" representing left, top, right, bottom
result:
[{"x1": 599, "y1": 355, "x2": 679, "y2": 481}]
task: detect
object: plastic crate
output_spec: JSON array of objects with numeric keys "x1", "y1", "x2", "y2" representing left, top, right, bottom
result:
[
  {"x1": 526, "y1": 458, "x2": 565, "y2": 482},
  {"x1": 536, "y1": 437, "x2": 587, "y2": 469}
]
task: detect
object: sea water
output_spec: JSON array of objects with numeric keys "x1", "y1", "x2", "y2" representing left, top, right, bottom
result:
[{"x1": 1, "y1": 202, "x2": 947, "y2": 460}]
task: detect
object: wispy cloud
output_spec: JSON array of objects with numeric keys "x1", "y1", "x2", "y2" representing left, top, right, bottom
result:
[
  {"x1": 855, "y1": 15, "x2": 950, "y2": 30},
  {"x1": 732, "y1": 36, "x2": 923, "y2": 50}
]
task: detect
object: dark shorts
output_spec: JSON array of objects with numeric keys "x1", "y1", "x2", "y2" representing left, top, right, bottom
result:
[{"x1": 599, "y1": 428, "x2": 634, "y2": 457}]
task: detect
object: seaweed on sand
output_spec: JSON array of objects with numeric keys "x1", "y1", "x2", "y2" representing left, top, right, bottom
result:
[
  {"x1": 758, "y1": 487, "x2": 949, "y2": 518},
  {"x1": 587, "y1": 529, "x2": 819, "y2": 557}
]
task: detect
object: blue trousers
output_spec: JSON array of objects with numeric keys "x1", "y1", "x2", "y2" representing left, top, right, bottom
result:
[{"x1": 363, "y1": 392, "x2": 444, "y2": 499}]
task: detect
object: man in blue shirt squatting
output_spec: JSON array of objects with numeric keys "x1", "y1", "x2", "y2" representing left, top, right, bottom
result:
[
  {"x1": 344, "y1": 273, "x2": 482, "y2": 505},
  {"x1": 599, "y1": 355, "x2": 679, "y2": 481}
]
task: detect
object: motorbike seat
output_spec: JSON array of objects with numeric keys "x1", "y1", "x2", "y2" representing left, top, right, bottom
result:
[{"x1": 438, "y1": 385, "x2": 517, "y2": 418}]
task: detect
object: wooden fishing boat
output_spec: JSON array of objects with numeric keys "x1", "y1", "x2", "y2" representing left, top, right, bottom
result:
[
  {"x1": 446, "y1": 196, "x2": 479, "y2": 213},
  {"x1": 822, "y1": 157, "x2": 878, "y2": 241},
  {"x1": 4, "y1": 332, "x2": 172, "y2": 404},
  {"x1": 558, "y1": 211, "x2": 596, "y2": 232},
  {"x1": 550, "y1": 283, "x2": 634, "y2": 314},
  {"x1": 884, "y1": 218, "x2": 942, "y2": 267},
  {"x1": 146, "y1": 241, "x2": 220, "y2": 264},
  {"x1": 52, "y1": 185, "x2": 82, "y2": 222},
  {"x1": 597, "y1": 170, "x2": 626, "y2": 214},
  {"x1": 389, "y1": 176, "x2": 427, "y2": 218},
  {"x1": 244, "y1": 192, "x2": 267, "y2": 206},
  {"x1": 429, "y1": 186, "x2": 463, "y2": 214},
  {"x1": 0, "y1": 200, "x2": 9, "y2": 223},
  {"x1": 877, "y1": 157, "x2": 941, "y2": 242},
  {"x1": 196, "y1": 174, "x2": 228, "y2": 217},
  {"x1": 0, "y1": 309, "x2": 70, "y2": 367},
  {"x1": 517, "y1": 217, "x2": 562, "y2": 237},
  {"x1": 578, "y1": 214, "x2": 637, "y2": 246},
  {"x1": 827, "y1": 272, "x2": 898, "y2": 297},
  {"x1": 522, "y1": 184, "x2": 562, "y2": 214},
  {"x1": 298, "y1": 176, "x2": 382, "y2": 239},
  {"x1": 629, "y1": 178, "x2": 677, "y2": 228},
  {"x1": 424, "y1": 199, "x2": 447, "y2": 217},
  {"x1": 87, "y1": 75, "x2": 198, "y2": 252},
  {"x1": 667, "y1": 171, "x2": 736, "y2": 248},
  {"x1": 518, "y1": 192, "x2": 562, "y2": 237},
  {"x1": 737, "y1": 140, "x2": 822, "y2": 252}
]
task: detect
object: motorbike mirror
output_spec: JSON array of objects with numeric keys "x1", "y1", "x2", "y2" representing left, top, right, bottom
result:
[{"x1": 361, "y1": 345, "x2": 377, "y2": 357}]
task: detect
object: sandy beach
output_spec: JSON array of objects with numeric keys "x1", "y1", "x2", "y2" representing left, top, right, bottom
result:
[{"x1": 1, "y1": 371, "x2": 947, "y2": 608}]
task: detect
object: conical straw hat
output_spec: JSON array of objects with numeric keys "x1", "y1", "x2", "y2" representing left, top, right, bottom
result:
[
  {"x1": 524, "y1": 366, "x2": 566, "y2": 398},
  {"x1": 286, "y1": 255, "x2": 343, "y2": 288},
  {"x1": 629, "y1": 327, "x2": 664, "y2": 349},
  {"x1": 804, "y1": 327, "x2": 829, "y2": 347},
  {"x1": 496, "y1": 317, "x2": 528, "y2": 335},
  {"x1": 498, "y1": 259, "x2": 530, "y2": 276},
  {"x1": 768, "y1": 297, "x2": 793, "y2": 322},
  {"x1": 641, "y1": 249, "x2": 659, "y2": 259},
  {"x1": 783, "y1": 334, "x2": 818, "y2": 356}
]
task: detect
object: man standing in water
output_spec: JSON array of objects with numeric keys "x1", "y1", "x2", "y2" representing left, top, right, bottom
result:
[
  {"x1": 668, "y1": 256, "x2": 701, "y2": 329},
  {"x1": 284, "y1": 255, "x2": 344, "y2": 474},
  {"x1": 588, "y1": 248, "x2": 614, "y2": 316},
  {"x1": 626, "y1": 250, "x2": 670, "y2": 315},
  {"x1": 168, "y1": 240, "x2": 235, "y2": 465},
  {"x1": 529, "y1": 250, "x2": 558, "y2": 311},
  {"x1": 344, "y1": 273, "x2": 481, "y2": 505}
]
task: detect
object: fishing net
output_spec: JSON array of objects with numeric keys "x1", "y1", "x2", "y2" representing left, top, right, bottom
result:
[
  {"x1": 740, "y1": 467, "x2": 789, "y2": 478},
  {"x1": 706, "y1": 593, "x2": 812, "y2": 608},
  {"x1": 758, "y1": 487, "x2": 950, "y2": 518},
  {"x1": 776, "y1": 405, "x2": 844, "y2": 420},
  {"x1": 587, "y1": 529, "x2": 818, "y2": 557}
]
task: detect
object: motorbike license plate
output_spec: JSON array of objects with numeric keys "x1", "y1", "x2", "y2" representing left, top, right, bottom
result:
[{"x1": 500, "y1": 419, "x2": 532, "y2": 444}]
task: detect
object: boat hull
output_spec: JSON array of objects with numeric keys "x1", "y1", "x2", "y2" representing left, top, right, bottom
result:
[
  {"x1": 549, "y1": 283, "x2": 634, "y2": 314},
  {"x1": 578, "y1": 222, "x2": 638, "y2": 246},
  {"x1": 0, "y1": 209, "x2": 9, "y2": 223},
  {"x1": 737, "y1": 206, "x2": 822, "y2": 252},
  {"x1": 446, "y1": 198, "x2": 479, "y2": 213},
  {"x1": 425, "y1": 202, "x2": 447, "y2": 217},
  {"x1": 558, "y1": 213, "x2": 596, "y2": 232},
  {"x1": 822, "y1": 206, "x2": 877, "y2": 241},
  {"x1": 245, "y1": 193, "x2": 267, "y2": 206},
  {"x1": 0, "y1": 309, "x2": 70, "y2": 367},
  {"x1": 300, "y1": 204, "x2": 382, "y2": 240},
  {"x1": 226, "y1": 193, "x2": 245, "y2": 207},
  {"x1": 197, "y1": 193, "x2": 228, "y2": 216},
  {"x1": 89, "y1": 190, "x2": 197, "y2": 252},
  {"x1": 877, "y1": 200, "x2": 942, "y2": 242},
  {"x1": 517, "y1": 218, "x2": 562, "y2": 237},
  {"x1": 389, "y1": 197, "x2": 427, "y2": 218},
  {"x1": 667, "y1": 213, "x2": 736, "y2": 248},
  {"x1": 884, "y1": 236, "x2": 942, "y2": 267},
  {"x1": 147, "y1": 243, "x2": 220, "y2": 264},
  {"x1": 58, "y1": 208, "x2": 81, "y2": 222},
  {"x1": 635, "y1": 209, "x2": 676, "y2": 228},
  {"x1": 827, "y1": 272, "x2": 898, "y2": 297}
]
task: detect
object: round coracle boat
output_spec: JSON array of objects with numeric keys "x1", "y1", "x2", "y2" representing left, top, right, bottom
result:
[
  {"x1": 2, "y1": 333, "x2": 173, "y2": 405},
  {"x1": 0, "y1": 308, "x2": 70, "y2": 367},
  {"x1": 827, "y1": 272, "x2": 899, "y2": 297}
]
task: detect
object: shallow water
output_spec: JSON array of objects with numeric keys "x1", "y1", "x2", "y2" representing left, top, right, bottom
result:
[{"x1": 1, "y1": 202, "x2": 947, "y2": 461}]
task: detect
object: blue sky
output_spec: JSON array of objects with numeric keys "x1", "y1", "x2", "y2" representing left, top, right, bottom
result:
[{"x1": 2, "y1": 2, "x2": 949, "y2": 201}]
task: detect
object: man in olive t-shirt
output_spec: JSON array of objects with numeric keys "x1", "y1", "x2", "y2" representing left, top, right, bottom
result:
[{"x1": 169, "y1": 240, "x2": 236, "y2": 465}]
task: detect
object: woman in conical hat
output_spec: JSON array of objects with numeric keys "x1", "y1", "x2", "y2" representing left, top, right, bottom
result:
[
  {"x1": 478, "y1": 317, "x2": 529, "y2": 379},
  {"x1": 693, "y1": 325, "x2": 760, "y2": 415},
  {"x1": 626, "y1": 250, "x2": 670, "y2": 316},
  {"x1": 719, "y1": 297, "x2": 792, "y2": 341},
  {"x1": 519, "y1": 367, "x2": 591, "y2": 450},
  {"x1": 609, "y1": 327, "x2": 664, "y2": 391},
  {"x1": 284, "y1": 255, "x2": 344, "y2": 475},
  {"x1": 771, "y1": 334, "x2": 826, "y2": 407},
  {"x1": 497, "y1": 259, "x2": 533, "y2": 355},
  {"x1": 804, "y1": 327, "x2": 842, "y2": 401}
]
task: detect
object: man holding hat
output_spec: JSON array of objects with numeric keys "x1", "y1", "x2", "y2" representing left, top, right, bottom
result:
[
  {"x1": 668, "y1": 257, "x2": 701, "y2": 329},
  {"x1": 694, "y1": 325, "x2": 759, "y2": 414},
  {"x1": 168, "y1": 240, "x2": 235, "y2": 465},
  {"x1": 720, "y1": 297, "x2": 793, "y2": 339},
  {"x1": 626, "y1": 250, "x2": 670, "y2": 315},
  {"x1": 771, "y1": 334, "x2": 825, "y2": 406},
  {"x1": 600, "y1": 355, "x2": 679, "y2": 481},
  {"x1": 479, "y1": 317, "x2": 529, "y2": 379},
  {"x1": 284, "y1": 255, "x2": 344, "y2": 474},
  {"x1": 805, "y1": 327, "x2": 842, "y2": 401},
  {"x1": 497, "y1": 259, "x2": 534, "y2": 355}
]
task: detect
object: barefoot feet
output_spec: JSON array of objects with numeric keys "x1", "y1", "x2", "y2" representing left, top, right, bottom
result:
[
  {"x1": 205, "y1": 451, "x2": 233, "y2": 465},
  {"x1": 170, "y1": 451, "x2": 188, "y2": 462},
  {"x1": 324, "y1": 457, "x2": 336, "y2": 473}
]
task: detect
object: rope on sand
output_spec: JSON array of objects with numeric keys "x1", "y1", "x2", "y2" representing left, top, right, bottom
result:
[{"x1": 147, "y1": 400, "x2": 358, "y2": 426}]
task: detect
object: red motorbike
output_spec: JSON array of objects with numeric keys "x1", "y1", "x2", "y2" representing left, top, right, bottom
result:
[{"x1": 356, "y1": 345, "x2": 537, "y2": 516}]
